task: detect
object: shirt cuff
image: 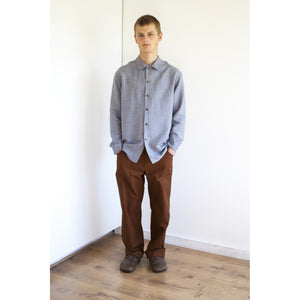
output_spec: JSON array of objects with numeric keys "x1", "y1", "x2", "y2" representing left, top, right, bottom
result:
[
  {"x1": 167, "y1": 139, "x2": 178, "y2": 152},
  {"x1": 110, "y1": 143, "x2": 123, "y2": 154}
]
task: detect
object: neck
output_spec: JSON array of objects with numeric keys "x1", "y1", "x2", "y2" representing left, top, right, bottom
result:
[{"x1": 139, "y1": 52, "x2": 158, "y2": 66}]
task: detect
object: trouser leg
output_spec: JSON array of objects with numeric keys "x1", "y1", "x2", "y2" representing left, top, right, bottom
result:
[
  {"x1": 145, "y1": 151, "x2": 173, "y2": 258},
  {"x1": 116, "y1": 151, "x2": 145, "y2": 258}
]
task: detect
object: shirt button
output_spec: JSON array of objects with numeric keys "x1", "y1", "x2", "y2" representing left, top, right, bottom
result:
[
  {"x1": 145, "y1": 108, "x2": 148, "y2": 111},
  {"x1": 146, "y1": 81, "x2": 149, "y2": 83},
  {"x1": 146, "y1": 95, "x2": 149, "y2": 98},
  {"x1": 145, "y1": 138, "x2": 147, "y2": 141},
  {"x1": 145, "y1": 123, "x2": 148, "y2": 126}
]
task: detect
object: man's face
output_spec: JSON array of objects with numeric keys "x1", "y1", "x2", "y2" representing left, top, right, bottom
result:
[{"x1": 134, "y1": 23, "x2": 162, "y2": 55}]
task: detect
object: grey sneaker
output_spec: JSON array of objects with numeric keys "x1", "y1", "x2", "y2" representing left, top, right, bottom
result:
[
  {"x1": 149, "y1": 257, "x2": 167, "y2": 273},
  {"x1": 120, "y1": 255, "x2": 141, "y2": 273}
]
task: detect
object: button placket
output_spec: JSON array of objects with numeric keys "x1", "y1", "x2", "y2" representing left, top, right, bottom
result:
[{"x1": 144, "y1": 67, "x2": 151, "y2": 142}]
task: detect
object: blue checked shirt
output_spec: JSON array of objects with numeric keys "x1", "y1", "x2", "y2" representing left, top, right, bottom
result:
[{"x1": 109, "y1": 56, "x2": 185, "y2": 164}]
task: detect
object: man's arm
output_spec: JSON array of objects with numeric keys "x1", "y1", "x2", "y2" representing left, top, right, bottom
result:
[
  {"x1": 167, "y1": 71, "x2": 186, "y2": 153},
  {"x1": 109, "y1": 72, "x2": 123, "y2": 154}
]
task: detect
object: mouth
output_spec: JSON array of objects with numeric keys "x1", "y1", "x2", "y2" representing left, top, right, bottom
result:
[{"x1": 143, "y1": 44, "x2": 151, "y2": 47}]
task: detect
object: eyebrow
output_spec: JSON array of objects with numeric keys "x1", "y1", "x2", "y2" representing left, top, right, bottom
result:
[{"x1": 136, "y1": 31, "x2": 154, "y2": 34}]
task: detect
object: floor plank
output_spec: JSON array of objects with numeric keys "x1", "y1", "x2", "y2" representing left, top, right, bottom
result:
[{"x1": 51, "y1": 234, "x2": 249, "y2": 299}]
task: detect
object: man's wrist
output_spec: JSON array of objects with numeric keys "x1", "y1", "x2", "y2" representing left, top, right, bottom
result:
[{"x1": 167, "y1": 147, "x2": 175, "y2": 155}]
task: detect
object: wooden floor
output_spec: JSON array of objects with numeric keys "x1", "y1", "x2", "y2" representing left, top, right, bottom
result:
[{"x1": 51, "y1": 233, "x2": 249, "y2": 299}]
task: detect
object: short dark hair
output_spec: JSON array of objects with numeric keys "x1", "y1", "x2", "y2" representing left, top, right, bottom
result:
[{"x1": 134, "y1": 15, "x2": 161, "y2": 34}]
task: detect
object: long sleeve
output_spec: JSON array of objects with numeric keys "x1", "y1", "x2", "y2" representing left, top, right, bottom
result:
[
  {"x1": 108, "y1": 57, "x2": 185, "y2": 163},
  {"x1": 109, "y1": 71, "x2": 123, "y2": 154},
  {"x1": 167, "y1": 71, "x2": 186, "y2": 152}
]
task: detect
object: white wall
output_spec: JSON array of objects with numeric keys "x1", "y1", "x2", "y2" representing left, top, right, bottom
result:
[
  {"x1": 123, "y1": 0, "x2": 249, "y2": 256},
  {"x1": 50, "y1": 0, "x2": 122, "y2": 264}
]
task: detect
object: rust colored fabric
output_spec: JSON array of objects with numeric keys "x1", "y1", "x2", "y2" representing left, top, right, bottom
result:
[{"x1": 116, "y1": 148, "x2": 173, "y2": 258}]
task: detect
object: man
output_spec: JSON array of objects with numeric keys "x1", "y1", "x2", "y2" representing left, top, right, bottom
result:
[{"x1": 110, "y1": 15, "x2": 185, "y2": 273}]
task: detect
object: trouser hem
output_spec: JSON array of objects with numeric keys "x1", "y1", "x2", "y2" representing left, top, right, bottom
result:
[
  {"x1": 125, "y1": 249, "x2": 144, "y2": 258},
  {"x1": 145, "y1": 248, "x2": 166, "y2": 258}
]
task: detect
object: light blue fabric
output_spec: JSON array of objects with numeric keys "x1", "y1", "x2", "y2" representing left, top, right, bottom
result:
[{"x1": 109, "y1": 56, "x2": 185, "y2": 164}]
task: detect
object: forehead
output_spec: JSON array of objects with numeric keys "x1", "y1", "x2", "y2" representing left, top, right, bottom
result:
[{"x1": 135, "y1": 23, "x2": 158, "y2": 34}]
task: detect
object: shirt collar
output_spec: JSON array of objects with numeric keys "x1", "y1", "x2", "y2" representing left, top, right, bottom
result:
[{"x1": 135, "y1": 56, "x2": 163, "y2": 71}]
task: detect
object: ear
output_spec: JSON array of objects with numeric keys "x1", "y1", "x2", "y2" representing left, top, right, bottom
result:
[
  {"x1": 134, "y1": 34, "x2": 138, "y2": 44},
  {"x1": 159, "y1": 32, "x2": 163, "y2": 42}
]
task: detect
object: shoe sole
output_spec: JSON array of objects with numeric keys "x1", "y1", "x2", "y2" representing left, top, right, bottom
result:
[
  {"x1": 120, "y1": 267, "x2": 137, "y2": 273},
  {"x1": 151, "y1": 266, "x2": 167, "y2": 273}
]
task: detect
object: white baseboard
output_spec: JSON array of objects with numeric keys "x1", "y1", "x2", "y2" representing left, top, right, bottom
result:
[
  {"x1": 50, "y1": 230, "x2": 115, "y2": 267},
  {"x1": 114, "y1": 227, "x2": 249, "y2": 261}
]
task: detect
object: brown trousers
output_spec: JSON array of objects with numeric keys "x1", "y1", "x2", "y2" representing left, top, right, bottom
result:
[{"x1": 116, "y1": 148, "x2": 173, "y2": 258}]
